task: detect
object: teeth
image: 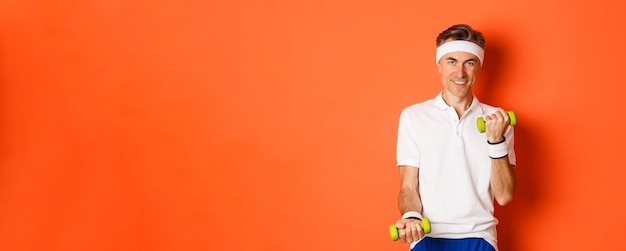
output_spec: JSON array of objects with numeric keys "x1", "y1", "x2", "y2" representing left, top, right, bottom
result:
[{"x1": 453, "y1": 80, "x2": 466, "y2": 84}]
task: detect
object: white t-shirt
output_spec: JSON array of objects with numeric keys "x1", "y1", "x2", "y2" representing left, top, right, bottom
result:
[{"x1": 396, "y1": 92, "x2": 516, "y2": 250}]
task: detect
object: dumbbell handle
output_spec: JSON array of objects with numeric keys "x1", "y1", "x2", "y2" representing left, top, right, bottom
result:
[
  {"x1": 389, "y1": 217, "x2": 431, "y2": 241},
  {"x1": 476, "y1": 111, "x2": 517, "y2": 133}
]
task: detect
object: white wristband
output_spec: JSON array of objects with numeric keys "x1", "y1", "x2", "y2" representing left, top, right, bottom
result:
[
  {"x1": 488, "y1": 138, "x2": 508, "y2": 159},
  {"x1": 402, "y1": 211, "x2": 423, "y2": 220}
]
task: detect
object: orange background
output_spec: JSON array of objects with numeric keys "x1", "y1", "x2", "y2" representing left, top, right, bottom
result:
[{"x1": 0, "y1": 1, "x2": 625, "y2": 250}]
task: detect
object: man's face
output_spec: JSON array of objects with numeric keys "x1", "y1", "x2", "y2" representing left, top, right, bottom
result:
[{"x1": 437, "y1": 51, "x2": 481, "y2": 99}]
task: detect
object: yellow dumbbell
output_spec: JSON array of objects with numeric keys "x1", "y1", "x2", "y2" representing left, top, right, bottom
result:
[
  {"x1": 389, "y1": 217, "x2": 431, "y2": 241},
  {"x1": 476, "y1": 111, "x2": 517, "y2": 133}
]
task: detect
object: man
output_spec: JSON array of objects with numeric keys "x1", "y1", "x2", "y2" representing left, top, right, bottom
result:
[{"x1": 393, "y1": 24, "x2": 516, "y2": 251}]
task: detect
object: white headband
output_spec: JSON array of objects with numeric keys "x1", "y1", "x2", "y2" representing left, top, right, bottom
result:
[{"x1": 435, "y1": 40, "x2": 484, "y2": 66}]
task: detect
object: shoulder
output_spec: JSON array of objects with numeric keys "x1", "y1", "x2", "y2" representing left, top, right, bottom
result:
[
  {"x1": 475, "y1": 100, "x2": 501, "y2": 115},
  {"x1": 401, "y1": 98, "x2": 437, "y2": 116}
]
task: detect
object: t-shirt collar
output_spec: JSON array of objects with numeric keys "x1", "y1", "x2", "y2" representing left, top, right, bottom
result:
[{"x1": 433, "y1": 92, "x2": 485, "y2": 114}]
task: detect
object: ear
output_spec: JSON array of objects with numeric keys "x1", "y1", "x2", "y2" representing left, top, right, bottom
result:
[{"x1": 437, "y1": 63, "x2": 442, "y2": 74}]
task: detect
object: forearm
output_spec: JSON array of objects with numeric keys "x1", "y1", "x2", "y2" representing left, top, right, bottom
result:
[
  {"x1": 490, "y1": 156, "x2": 516, "y2": 205},
  {"x1": 398, "y1": 186, "x2": 423, "y2": 215}
]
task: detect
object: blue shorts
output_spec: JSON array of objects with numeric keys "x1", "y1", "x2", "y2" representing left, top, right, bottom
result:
[{"x1": 411, "y1": 237, "x2": 495, "y2": 251}]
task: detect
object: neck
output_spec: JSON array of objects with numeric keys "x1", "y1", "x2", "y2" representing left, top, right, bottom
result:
[{"x1": 442, "y1": 91, "x2": 473, "y2": 118}]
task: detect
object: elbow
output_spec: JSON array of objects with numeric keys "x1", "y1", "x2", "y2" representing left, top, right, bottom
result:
[
  {"x1": 494, "y1": 176, "x2": 516, "y2": 206},
  {"x1": 495, "y1": 184, "x2": 515, "y2": 205},
  {"x1": 495, "y1": 186, "x2": 515, "y2": 206},
  {"x1": 495, "y1": 194, "x2": 514, "y2": 206}
]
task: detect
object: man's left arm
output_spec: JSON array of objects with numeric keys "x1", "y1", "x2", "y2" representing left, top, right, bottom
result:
[
  {"x1": 485, "y1": 108, "x2": 516, "y2": 206},
  {"x1": 490, "y1": 157, "x2": 516, "y2": 205}
]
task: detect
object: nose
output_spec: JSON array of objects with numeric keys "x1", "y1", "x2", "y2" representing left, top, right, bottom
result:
[{"x1": 455, "y1": 64, "x2": 466, "y2": 78}]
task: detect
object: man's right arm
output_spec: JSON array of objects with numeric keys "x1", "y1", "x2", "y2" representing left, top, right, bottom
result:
[
  {"x1": 398, "y1": 165, "x2": 422, "y2": 213},
  {"x1": 395, "y1": 165, "x2": 425, "y2": 243}
]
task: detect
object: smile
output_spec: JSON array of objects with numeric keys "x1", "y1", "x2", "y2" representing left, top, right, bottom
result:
[{"x1": 453, "y1": 80, "x2": 467, "y2": 85}]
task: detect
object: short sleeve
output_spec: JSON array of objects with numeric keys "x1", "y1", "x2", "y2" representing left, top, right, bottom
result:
[{"x1": 396, "y1": 110, "x2": 421, "y2": 167}]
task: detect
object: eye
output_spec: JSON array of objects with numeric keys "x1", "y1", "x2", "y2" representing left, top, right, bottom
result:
[
  {"x1": 465, "y1": 61, "x2": 475, "y2": 67},
  {"x1": 447, "y1": 60, "x2": 456, "y2": 65}
]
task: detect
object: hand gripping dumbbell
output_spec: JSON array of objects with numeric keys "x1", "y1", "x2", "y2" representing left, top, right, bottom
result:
[
  {"x1": 476, "y1": 111, "x2": 517, "y2": 133},
  {"x1": 389, "y1": 217, "x2": 431, "y2": 241}
]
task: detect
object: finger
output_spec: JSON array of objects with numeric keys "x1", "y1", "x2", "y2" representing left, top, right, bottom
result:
[
  {"x1": 395, "y1": 220, "x2": 406, "y2": 242},
  {"x1": 494, "y1": 109, "x2": 506, "y2": 120},
  {"x1": 405, "y1": 222, "x2": 412, "y2": 243},
  {"x1": 500, "y1": 109, "x2": 510, "y2": 124},
  {"x1": 403, "y1": 222, "x2": 414, "y2": 243},
  {"x1": 398, "y1": 228, "x2": 406, "y2": 242},
  {"x1": 416, "y1": 228, "x2": 424, "y2": 241},
  {"x1": 412, "y1": 222, "x2": 422, "y2": 241},
  {"x1": 488, "y1": 112, "x2": 506, "y2": 125},
  {"x1": 494, "y1": 111, "x2": 505, "y2": 121},
  {"x1": 486, "y1": 113, "x2": 499, "y2": 122}
]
